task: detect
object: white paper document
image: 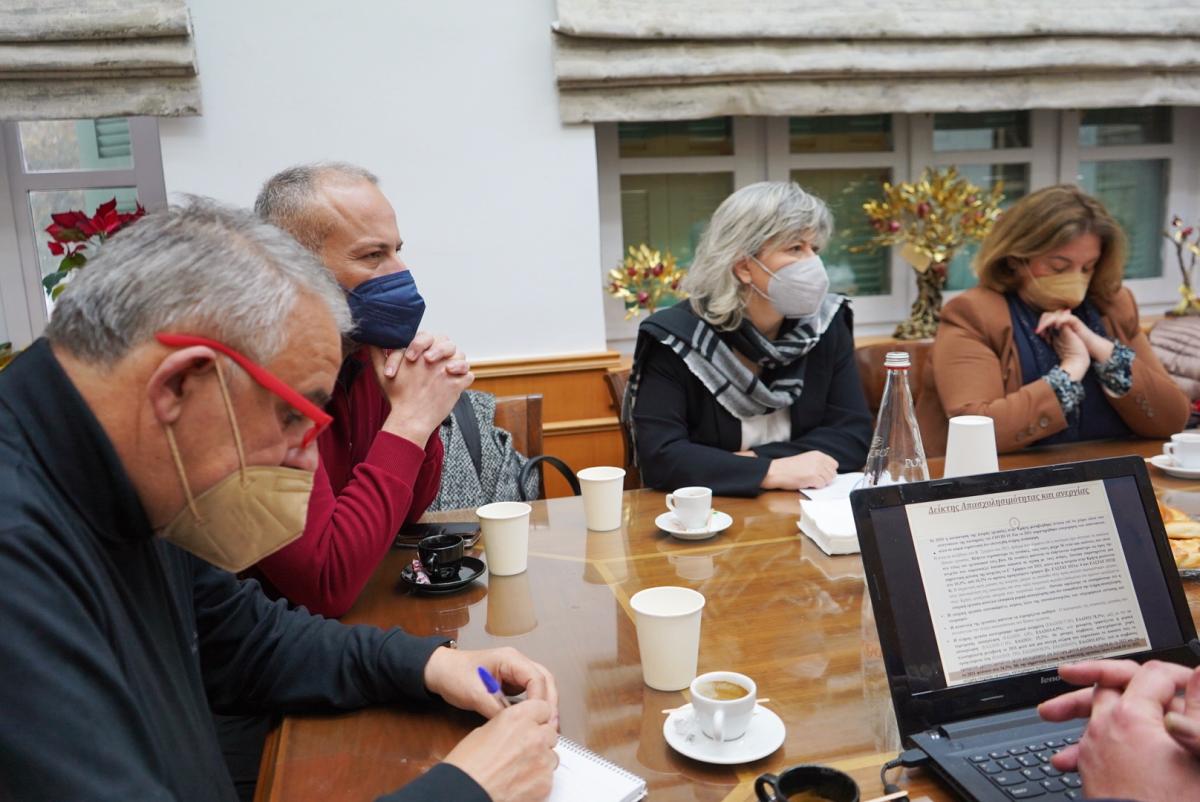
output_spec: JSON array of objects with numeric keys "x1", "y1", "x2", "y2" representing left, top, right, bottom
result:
[
  {"x1": 801, "y1": 472, "x2": 864, "y2": 502},
  {"x1": 905, "y1": 480, "x2": 1149, "y2": 686}
]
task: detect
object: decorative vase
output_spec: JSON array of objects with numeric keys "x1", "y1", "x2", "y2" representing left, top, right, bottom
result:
[
  {"x1": 1167, "y1": 284, "x2": 1200, "y2": 318},
  {"x1": 894, "y1": 262, "x2": 947, "y2": 340}
]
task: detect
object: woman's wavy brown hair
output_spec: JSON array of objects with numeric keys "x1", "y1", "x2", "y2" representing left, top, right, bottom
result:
[{"x1": 974, "y1": 184, "x2": 1127, "y2": 302}]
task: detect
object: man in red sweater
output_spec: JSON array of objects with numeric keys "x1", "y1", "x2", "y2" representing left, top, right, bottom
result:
[{"x1": 250, "y1": 162, "x2": 469, "y2": 619}]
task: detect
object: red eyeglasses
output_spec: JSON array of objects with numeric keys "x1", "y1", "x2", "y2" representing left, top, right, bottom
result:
[{"x1": 155, "y1": 333, "x2": 332, "y2": 447}]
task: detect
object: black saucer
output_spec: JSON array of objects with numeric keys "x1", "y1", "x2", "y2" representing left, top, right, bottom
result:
[{"x1": 399, "y1": 556, "x2": 487, "y2": 595}]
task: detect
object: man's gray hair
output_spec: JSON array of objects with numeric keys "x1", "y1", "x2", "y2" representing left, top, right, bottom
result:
[
  {"x1": 46, "y1": 196, "x2": 352, "y2": 365},
  {"x1": 254, "y1": 161, "x2": 378, "y2": 252},
  {"x1": 683, "y1": 181, "x2": 833, "y2": 331}
]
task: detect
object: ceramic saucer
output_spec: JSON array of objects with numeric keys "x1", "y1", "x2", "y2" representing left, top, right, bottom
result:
[
  {"x1": 655, "y1": 510, "x2": 733, "y2": 541},
  {"x1": 663, "y1": 703, "x2": 785, "y2": 765},
  {"x1": 399, "y1": 555, "x2": 487, "y2": 595},
  {"x1": 1149, "y1": 454, "x2": 1200, "y2": 480}
]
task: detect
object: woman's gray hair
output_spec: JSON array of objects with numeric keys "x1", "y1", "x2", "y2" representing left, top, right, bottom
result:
[
  {"x1": 45, "y1": 196, "x2": 352, "y2": 365},
  {"x1": 683, "y1": 181, "x2": 833, "y2": 331}
]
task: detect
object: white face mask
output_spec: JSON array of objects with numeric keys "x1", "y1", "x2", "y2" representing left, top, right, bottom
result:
[{"x1": 749, "y1": 254, "x2": 830, "y2": 317}]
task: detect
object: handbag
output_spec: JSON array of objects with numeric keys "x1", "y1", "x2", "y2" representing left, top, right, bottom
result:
[{"x1": 428, "y1": 391, "x2": 579, "y2": 511}]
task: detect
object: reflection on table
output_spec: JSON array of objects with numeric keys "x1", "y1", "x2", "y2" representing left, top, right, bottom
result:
[{"x1": 256, "y1": 438, "x2": 1200, "y2": 802}]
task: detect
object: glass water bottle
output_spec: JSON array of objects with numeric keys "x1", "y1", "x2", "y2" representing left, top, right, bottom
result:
[{"x1": 860, "y1": 351, "x2": 929, "y2": 487}]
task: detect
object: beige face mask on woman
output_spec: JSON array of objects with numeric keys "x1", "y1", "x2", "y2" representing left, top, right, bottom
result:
[
  {"x1": 158, "y1": 362, "x2": 313, "y2": 573},
  {"x1": 1022, "y1": 265, "x2": 1090, "y2": 311}
]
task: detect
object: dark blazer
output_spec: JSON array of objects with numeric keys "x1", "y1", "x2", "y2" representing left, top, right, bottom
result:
[{"x1": 631, "y1": 305, "x2": 872, "y2": 496}]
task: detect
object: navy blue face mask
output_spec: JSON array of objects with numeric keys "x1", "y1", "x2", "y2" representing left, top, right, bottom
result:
[{"x1": 346, "y1": 270, "x2": 426, "y2": 349}]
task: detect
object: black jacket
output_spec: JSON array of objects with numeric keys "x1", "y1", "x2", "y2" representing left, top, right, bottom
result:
[
  {"x1": 0, "y1": 340, "x2": 488, "y2": 802},
  {"x1": 631, "y1": 305, "x2": 872, "y2": 496}
]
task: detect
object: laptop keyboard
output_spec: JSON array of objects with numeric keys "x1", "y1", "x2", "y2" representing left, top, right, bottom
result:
[{"x1": 967, "y1": 735, "x2": 1083, "y2": 799}]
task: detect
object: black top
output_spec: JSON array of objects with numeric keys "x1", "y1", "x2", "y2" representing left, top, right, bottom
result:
[
  {"x1": 631, "y1": 305, "x2": 872, "y2": 496},
  {"x1": 0, "y1": 340, "x2": 489, "y2": 802}
]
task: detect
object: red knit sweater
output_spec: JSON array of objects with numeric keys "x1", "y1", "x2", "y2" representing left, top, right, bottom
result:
[{"x1": 254, "y1": 350, "x2": 443, "y2": 617}]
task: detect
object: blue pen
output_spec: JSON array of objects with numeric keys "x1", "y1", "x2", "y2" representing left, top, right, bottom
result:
[{"x1": 477, "y1": 666, "x2": 511, "y2": 709}]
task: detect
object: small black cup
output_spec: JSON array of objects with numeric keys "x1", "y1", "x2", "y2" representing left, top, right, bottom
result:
[
  {"x1": 755, "y1": 765, "x2": 860, "y2": 802},
  {"x1": 417, "y1": 534, "x2": 465, "y2": 582}
]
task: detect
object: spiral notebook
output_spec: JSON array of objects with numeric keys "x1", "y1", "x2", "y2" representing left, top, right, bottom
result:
[{"x1": 550, "y1": 735, "x2": 647, "y2": 802}]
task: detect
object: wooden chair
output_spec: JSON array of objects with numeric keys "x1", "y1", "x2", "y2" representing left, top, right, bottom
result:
[
  {"x1": 854, "y1": 339, "x2": 934, "y2": 417},
  {"x1": 604, "y1": 367, "x2": 641, "y2": 489},
  {"x1": 494, "y1": 394, "x2": 543, "y2": 459},
  {"x1": 493, "y1": 393, "x2": 579, "y2": 499}
]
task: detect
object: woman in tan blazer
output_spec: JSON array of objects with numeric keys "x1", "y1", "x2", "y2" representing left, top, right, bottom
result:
[{"x1": 917, "y1": 185, "x2": 1188, "y2": 457}]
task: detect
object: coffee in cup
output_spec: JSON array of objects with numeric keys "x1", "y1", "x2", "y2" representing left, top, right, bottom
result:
[
  {"x1": 417, "y1": 534, "x2": 464, "y2": 581},
  {"x1": 666, "y1": 486, "x2": 713, "y2": 530},
  {"x1": 1165, "y1": 432, "x2": 1200, "y2": 468},
  {"x1": 690, "y1": 670, "x2": 756, "y2": 742},
  {"x1": 755, "y1": 764, "x2": 860, "y2": 802}
]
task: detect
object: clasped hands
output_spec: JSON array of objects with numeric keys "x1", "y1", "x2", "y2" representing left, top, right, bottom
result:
[
  {"x1": 1034, "y1": 310, "x2": 1114, "y2": 383},
  {"x1": 1039, "y1": 659, "x2": 1200, "y2": 800},
  {"x1": 369, "y1": 331, "x2": 475, "y2": 447}
]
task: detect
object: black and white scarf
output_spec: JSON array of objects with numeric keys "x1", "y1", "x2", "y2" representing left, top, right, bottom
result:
[{"x1": 623, "y1": 294, "x2": 848, "y2": 443}]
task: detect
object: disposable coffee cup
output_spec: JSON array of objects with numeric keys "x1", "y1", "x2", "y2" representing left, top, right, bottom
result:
[
  {"x1": 476, "y1": 501, "x2": 531, "y2": 576},
  {"x1": 666, "y1": 486, "x2": 712, "y2": 530},
  {"x1": 578, "y1": 466, "x2": 626, "y2": 531},
  {"x1": 943, "y1": 415, "x2": 999, "y2": 478},
  {"x1": 755, "y1": 764, "x2": 860, "y2": 802},
  {"x1": 691, "y1": 671, "x2": 756, "y2": 742},
  {"x1": 629, "y1": 586, "x2": 704, "y2": 691},
  {"x1": 1166, "y1": 432, "x2": 1200, "y2": 468}
]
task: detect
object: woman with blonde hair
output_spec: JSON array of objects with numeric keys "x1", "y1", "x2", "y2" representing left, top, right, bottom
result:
[
  {"x1": 916, "y1": 184, "x2": 1188, "y2": 455},
  {"x1": 625, "y1": 181, "x2": 872, "y2": 496}
]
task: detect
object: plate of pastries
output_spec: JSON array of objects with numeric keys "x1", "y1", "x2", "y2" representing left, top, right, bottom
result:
[{"x1": 1157, "y1": 499, "x2": 1200, "y2": 576}]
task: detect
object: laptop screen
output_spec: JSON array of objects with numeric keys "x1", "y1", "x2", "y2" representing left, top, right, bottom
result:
[{"x1": 865, "y1": 472, "x2": 1186, "y2": 693}]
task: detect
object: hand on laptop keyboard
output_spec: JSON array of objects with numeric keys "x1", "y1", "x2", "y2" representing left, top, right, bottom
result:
[{"x1": 1037, "y1": 659, "x2": 1200, "y2": 799}]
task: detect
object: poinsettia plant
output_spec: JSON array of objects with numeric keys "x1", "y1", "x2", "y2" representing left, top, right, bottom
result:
[{"x1": 43, "y1": 197, "x2": 146, "y2": 299}]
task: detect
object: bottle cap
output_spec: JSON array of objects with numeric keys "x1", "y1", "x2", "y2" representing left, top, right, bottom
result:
[{"x1": 884, "y1": 351, "x2": 911, "y2": 369}]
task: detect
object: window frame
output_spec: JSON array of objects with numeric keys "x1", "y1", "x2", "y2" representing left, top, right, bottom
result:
[
  {"x1": 598, "y1": 107, "x2": 1200, "y2": 347},
  {"x1": 0, "y1": 117, "x2": 167, "y2": 349}
]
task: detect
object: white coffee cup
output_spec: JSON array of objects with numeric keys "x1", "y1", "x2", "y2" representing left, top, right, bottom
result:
[
  {"x1": 630, "y1": 586, "x2": 705, "y2": 691},
  {"x1": 476, "y1": 501, "x2": 531, "y2": 576},
  {"x1": 943, "y1": 415, "x2": 999, "y2": 478},
  {"x1": 578, "y1": 466, "x2": 626, "y2": 531},
  {"x1": 690, "y1": 671, "x2": 757, "y2": 742},
  {"x1": 1165, "y1": 432, "x2": 1200, "y2": 468},
  {"x1": 666, "y1": 486, "x2": 713, "y2": 530}
]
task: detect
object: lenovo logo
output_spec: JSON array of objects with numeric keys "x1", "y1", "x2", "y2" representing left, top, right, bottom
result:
[{"x1": 1040, "y1": 675, "x2": 1062, "y2": 685}]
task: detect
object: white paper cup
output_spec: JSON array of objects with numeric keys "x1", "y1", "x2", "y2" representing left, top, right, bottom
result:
[
  {"x1": 1166, "y1": 432, "x2": 1200, "y2": 468},
  {"x1": 578, "y1": 466, "x2": 626, "y2": 531},
  {"x1": 666, "y1": 486, "x2": 712, "y2": 530},
  {"x1": 486, "y1": 572, "x2": 537, "y2": 636},
  {"x1": 943, "y1": 415, "x2": 999, "y2": 478},
  {"x1": 476, "y1": 501, "x2": 531, "y2": 576},
  {"x1": 691, "y1": 671, "x2": 757, "y2": 741},
  {"x1": 630, "y1": 586, "x2": 705, "y2": 691}
]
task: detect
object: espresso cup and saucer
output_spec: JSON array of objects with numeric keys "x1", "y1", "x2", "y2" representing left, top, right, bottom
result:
[
  {"x1": 1150, "y1": 432, "x2": 1200, "y2": 479},
  {"x1": 655, "y1": 487, "x2": 733, "y2": 541},
  {"x1": 399, "y1": 534, "x2": 487, "y2": 594},
  {"x1": 662, "y1": 671, "x2": 786, "y2": 765},
  {"x1": 754, "y1": 764, "x2": 860, "y2": 802}
]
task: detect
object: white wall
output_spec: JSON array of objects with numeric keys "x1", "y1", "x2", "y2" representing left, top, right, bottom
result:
[{"x1": 159, "y1": 0, "x2": 606, "y2": 361}]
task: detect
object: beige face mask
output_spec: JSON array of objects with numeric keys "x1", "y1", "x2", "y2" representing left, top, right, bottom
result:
[
  {"x1": 158, "y1": 362, "x2": 313, "y2": 573},
  {"x1": 1021, "y1": 265, "x2": 1090, "y2": 311}
]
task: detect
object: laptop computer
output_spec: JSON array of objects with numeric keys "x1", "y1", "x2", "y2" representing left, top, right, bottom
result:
[{"x1": 850, "y1": 456, "x2": 1200, "y2": 802}]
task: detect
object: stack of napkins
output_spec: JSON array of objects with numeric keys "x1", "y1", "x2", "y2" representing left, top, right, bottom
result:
[{"x1": 797, "y1": 472, "x2": 862, "y2": 556}]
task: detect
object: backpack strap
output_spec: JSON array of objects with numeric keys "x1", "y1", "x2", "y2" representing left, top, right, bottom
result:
[
  {"x1": 518, "y1": 455, "x2": 580, "y2": 501},
  {"x1": 451, "y1": 392, "x2": 484, "y2": 479}
]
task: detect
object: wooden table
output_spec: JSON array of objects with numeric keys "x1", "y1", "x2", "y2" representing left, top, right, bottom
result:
[{"x1": 258, "y1": 438, "x2": 1200, "y2": 802}]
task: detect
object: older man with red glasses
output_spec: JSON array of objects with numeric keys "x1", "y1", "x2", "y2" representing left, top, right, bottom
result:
[{"x1": 0, "y1": 199, "x2": 557, "y2": 802}]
